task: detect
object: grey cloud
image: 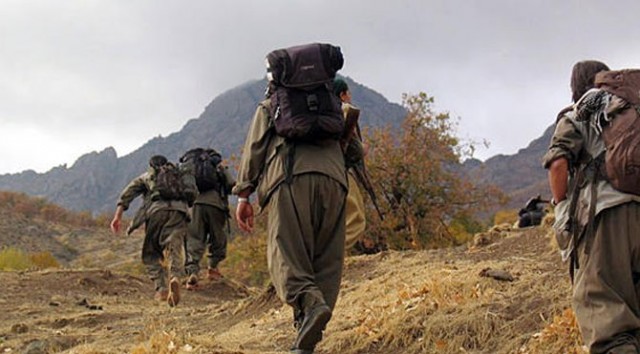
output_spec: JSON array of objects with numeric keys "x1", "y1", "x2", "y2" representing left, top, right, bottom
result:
[{"x1": 1, "y1": 0, "x2": 640, "y2": 173}]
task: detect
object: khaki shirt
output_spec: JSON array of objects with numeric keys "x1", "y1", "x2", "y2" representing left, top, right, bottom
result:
[
  {"x1": 542, "y1": 109, "x2": 640, "y2": 226},
  {"x1": 117, "y1": 171, "x2": 189, "y2": 216},
  {"x1": 232, "y1": 100, "x2": 347, "y2": 208},
  {"x1": 194, "y1": 166, "x2": 236, "y2": 210}
]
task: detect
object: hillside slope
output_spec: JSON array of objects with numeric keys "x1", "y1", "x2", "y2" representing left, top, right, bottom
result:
[
  {"x1": 0, "y1": 223, "x2": 581, "y2": 354},
  {"x1": 0, "y1": 209, "x2": 77, "y2": 263},
  {"x1": 464, "y1": 125, "x2": 554, "y2": 210},
  {"x1": 0, "y1": 77, "x2": 406, "y2": 214}
]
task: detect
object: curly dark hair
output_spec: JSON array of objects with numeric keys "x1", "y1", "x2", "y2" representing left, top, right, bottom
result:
[{"x1": 571, "y1": 60, "x2": 610, "y2": 103}]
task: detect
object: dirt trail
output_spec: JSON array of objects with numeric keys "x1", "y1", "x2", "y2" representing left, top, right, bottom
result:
[
  {"x1": 0, "y1": 225, "x2": 576, "y2": 354},
  {"x1": 0, "y1": 269, "x2": 261, "y2": 353}
]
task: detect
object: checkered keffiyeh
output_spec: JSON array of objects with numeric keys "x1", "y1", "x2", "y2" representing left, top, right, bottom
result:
[{"x1": 575, "y1": 88, "x2": 613, "y2": 135}]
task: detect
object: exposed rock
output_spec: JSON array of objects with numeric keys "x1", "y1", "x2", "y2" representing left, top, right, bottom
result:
[
  {"x1": 0, "y1": 77, "x2": 406, "y2": 215},
  {"x1": 463, "y1": 125, "x2": 554, "y2": 212},
  {"x1": 23, "y1": 340, "x2": 48, "y2": 354},
  {"x1": 10, "y1": 323, "x2": 28, "y2": 334},
  {"x1": 479, "y1": 268, "x2": 515, "y2": 282}
]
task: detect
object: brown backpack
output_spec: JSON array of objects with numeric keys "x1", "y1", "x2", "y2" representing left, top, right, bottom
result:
[{"x1": 594, "y1": 69, "x2": 640, "y2": 195}]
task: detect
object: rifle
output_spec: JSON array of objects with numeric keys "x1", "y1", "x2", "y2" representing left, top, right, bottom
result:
[
  {"x1": 352, "y1": 160, "x2": 384, "y2": 221},
  {"x1": 340, "y1": 105, "x2": 361, "y2": 150},
  {"x1": 340, "y1": 104, "x2": 384, "y2": 221}
]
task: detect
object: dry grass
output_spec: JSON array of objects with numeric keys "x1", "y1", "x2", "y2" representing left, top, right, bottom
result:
[
  {"x1": 1, "y1": 218, "x2": 580, "y2": 353},
  {"x1": 493, "y1": 209, "x2": 520, "y2": 225},
  {"x1": 131, "y1": 323, "x2": 190, "y2": 354},
  {"x1": 524, "y1": 308, "x2": 584, "y2": 354},
  {"x1": 29, "y1": 251, "x2": 60, "y2": 269},
  {"x1": 323, "y1": 249, "x2": 569, "y2": 354},
  {"x1": 0, "y1": 247, "x2": 59, "y2": 271}
]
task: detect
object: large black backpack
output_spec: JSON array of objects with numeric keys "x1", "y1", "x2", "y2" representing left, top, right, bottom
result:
[
  {"x1": 180, "y1": 148, "x2": 223, "y2": 193},
  {"x1": 266, "y1": 43, "x2": 345, "y2": 142}
]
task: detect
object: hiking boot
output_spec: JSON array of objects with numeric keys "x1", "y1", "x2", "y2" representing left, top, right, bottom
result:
[
  {"x1": 167, "y1": 277, "x2": 181, "y2": 307},
  {"x1": 293, "y1": 304, "x2": 331, "y2": 350},
  {"x1": 185, "y1": 274, "x2": 199, "y2": 291},
  {"x1": 154, "y1": 288, "x2": 169, "y2": 302},
  {"x1": 207, "y1": 267, "x2": 223, "y2": 281},
  {"x1": 606, "y1": 343, "x2": 640, "y2": 354}
]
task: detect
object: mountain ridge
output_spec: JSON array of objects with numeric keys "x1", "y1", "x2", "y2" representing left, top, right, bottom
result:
[{"x1": 0, "y1": 77, "x2": 407, "y2": 214}]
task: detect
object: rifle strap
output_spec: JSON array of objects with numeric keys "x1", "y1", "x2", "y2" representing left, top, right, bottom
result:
[
  {"x1": 284, "y1": 142, "x2": 296, "y2": 184},
  {"x1": 569, "y1": 153, "x2": 602, "y2": 282}
]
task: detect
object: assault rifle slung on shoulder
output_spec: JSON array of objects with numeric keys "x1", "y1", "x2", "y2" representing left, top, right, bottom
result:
[{"x1": 340, "y1": 105, "x2": 384, "y2": 221}]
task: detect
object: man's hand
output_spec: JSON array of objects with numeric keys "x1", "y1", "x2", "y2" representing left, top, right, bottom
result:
[
  {"x1": 110, "y1": 205, "x2": 125, "y2": 234},
  {"x1": 236, "y1": 201, "x2": 254, "y2": 233}
]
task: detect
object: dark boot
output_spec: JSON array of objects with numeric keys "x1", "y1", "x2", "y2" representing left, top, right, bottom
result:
[
  {"x1": 293, "y1": 303, "x2": 331, "y2": 351},
  {"x1": 606, "y1": 344, "x2": 640, "y2": 354}
]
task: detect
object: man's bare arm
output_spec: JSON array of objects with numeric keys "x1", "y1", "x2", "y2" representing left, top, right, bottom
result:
[{"x1": 548, "y1": 157, "x2": 569, "y2": 203}]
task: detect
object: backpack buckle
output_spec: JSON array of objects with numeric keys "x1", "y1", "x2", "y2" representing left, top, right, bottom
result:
[
  {"x1": 274, "y1": 106, "x2": 281, "y2": 120},
  {"x1": 306, "y1": 94, "x2": 319, "y2": 112}
]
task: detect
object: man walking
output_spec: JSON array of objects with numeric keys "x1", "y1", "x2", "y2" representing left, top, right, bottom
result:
[
  {"x1": 234, "y1": 43, "x2": 347, "y2": 354},
  {"x1": 545, "y1": 61, "x2": 640, "y2": 353},
  {"x1": 110, "y1": 155, "x2": 196, "y2": 307},
  {"x1": 181, "y1": 148, "x2": 236, "y2": 289}
]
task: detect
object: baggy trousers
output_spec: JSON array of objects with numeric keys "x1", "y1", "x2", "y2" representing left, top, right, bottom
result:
[
  {"x1": 573, "y1": 202, "x2": 640, "y2": 353},
  {"x1": 143, "y1": 210, "x2": 188, "y2": 291},
  {"x1": 344, "y1": 171, "x2": 366, "y2": 250},
  {"x1": 185, "y1": 204, "x2": 228, "y2": 275},
  {"x1": 267, "y1": 173, "x2": 346, "y2": 314}
]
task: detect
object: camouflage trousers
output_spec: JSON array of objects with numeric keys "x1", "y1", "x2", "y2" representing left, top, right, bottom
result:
[
  {"x1": 143, "y1": 210, "x2": 188, "y2": 291},
  {"x1": 184, "y1": 204, "x2": 228, "y2": 275},
  {"x1": 573, "y1": 202, "x2": 640, "y2": 353}
]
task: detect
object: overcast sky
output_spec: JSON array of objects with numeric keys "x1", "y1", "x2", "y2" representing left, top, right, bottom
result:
[{"x1": 1, "y1": 0, "x2": 639, "y2": 174}]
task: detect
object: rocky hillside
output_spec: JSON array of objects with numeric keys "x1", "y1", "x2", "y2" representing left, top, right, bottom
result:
[
  {"x1": 0, "y1": 218, "x2": 582, "y2": 353},
  {"x1": 0, "y1": 77, "x2": 406, "y2": 214},
  {"x1": 464, "y1": 125, "x2": 554, "y2": 210},
  {"x1": 0, "y1": 208, "x2": 78, "y2": 263}
]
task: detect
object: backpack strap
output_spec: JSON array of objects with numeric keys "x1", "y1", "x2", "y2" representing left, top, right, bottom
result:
[
  {"x1": 284, "y1": 142, "x2": 296, "y2": 184},
  {"x1": 556, "y1": 105, "x2": 574, "y2": 124}
]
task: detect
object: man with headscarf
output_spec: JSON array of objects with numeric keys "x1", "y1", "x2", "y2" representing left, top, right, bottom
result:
[{"x1": 544, "y1": 61, "x2": 640, "y2": 353}]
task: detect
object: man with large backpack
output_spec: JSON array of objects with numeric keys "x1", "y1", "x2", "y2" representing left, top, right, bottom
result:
[
  {"x1": 110, "y1": 155, "x2": 197, "y2": 307},
  {"x1": 234, "y1": 43, "x2": 347, "y2": 354},
  {"x1": 180, "y1": 148, "x2": 235, "y2": 289},
  {"x1": 544, "y1": 61, "x2": 640, "y2": 353}
]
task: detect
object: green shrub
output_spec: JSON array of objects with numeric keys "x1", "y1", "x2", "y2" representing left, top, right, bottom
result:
[{"x1": 0, "y1": 247, "x2": 33, "y2": 271}]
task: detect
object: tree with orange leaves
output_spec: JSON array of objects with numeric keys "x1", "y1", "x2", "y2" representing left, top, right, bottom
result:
[{"x1": 364, "y1": 92, "x2": 506, "y2": 250}]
